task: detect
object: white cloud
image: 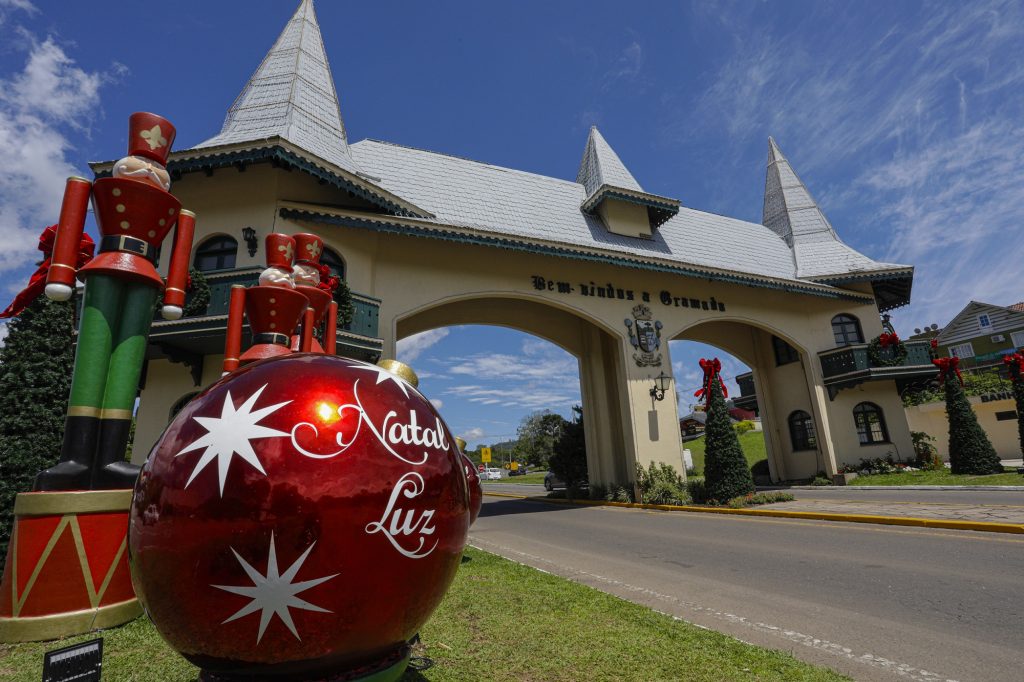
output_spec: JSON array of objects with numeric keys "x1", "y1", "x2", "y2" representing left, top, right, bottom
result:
[
  {"x1": 0, "y1": 320, "x2": 8, "y2": 347},
  {"x1": 459, "y1": 427, "x2": 485, "y2": 441},
  {"x1": 396, "y1": 328, "x2": 449, "y2": 364},
  {"x1": 0, "y1": 0, "x2": 36, "y2": 26},
  {"x1": 429, "y1": 398, "x2": 443, "y2": 410},
  {"x1": 0, "y1": 34, "x2": 120, "y2": 274}
]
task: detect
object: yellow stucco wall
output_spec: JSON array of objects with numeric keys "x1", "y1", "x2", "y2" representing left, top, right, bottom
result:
[{"x1": 906, "y1": 398, "x2": 1022, "y2": 460}]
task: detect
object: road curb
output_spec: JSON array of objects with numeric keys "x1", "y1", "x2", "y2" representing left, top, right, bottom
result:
[
  {"x1": 481, "y1": 491, "x2": 1024, "y2": 535},
  {"x1": 764, "y1": 485, "x2": 1024, "y2": 492}
]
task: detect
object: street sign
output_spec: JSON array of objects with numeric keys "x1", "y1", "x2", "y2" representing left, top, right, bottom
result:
[
  {"x1": 43, "y1": 638, "x2": 103, "y2": 682},
  {"x1": 480, "y1": 447, "x2": 491, "y2": 463},
  {"x1": 510, "y1": 461, "x2": 519, "y2": 471}
]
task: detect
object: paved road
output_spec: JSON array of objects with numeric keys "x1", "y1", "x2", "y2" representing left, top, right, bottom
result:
[
  {"x1": 471, "y1": 493, "x2": 1024, "y2": 682},
  {"x1": 483, "y1": 482, "x2": 1024, "y2": 508}
]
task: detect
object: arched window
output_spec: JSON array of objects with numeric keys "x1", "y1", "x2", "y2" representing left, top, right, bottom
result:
[
  {"x1": 831, "y1": 314, "x2": 864, "y2": 346},
  {"x1": 169, "y1": 391, "x2": 200, "y2": 420},
  {"x1": 853, "y1": 402, "x2": 889, "y2": 445},
  {"x1": 788, "y1": 410, "x2": 817, "y2": 451},
  {"x1": 193, "y1": 236, "x2": 237, "y2": 272},
  {"x1": 320, "y1": 247, "x2": 345, "y2": 280}
]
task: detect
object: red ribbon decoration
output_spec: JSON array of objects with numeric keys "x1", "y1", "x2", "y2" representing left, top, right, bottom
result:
[
  {"x1": 1003, "y1": 352, "x2": 1024, "y2": 379},
  {"x1": 932, "y1": 356, "x2": 963, "y2": 386},
  {"x1": 316, "y1": 263, "x2": 340, "y2": 294},
  {"x1": 879, "y1": 332, "x2": 900, "y2": 348},
  {"x1": 0, "y1": 226, "x2": 94, "y2": 319},
  {"x1": 694, "y1": 357, "x2": 727, "y2": 402}
]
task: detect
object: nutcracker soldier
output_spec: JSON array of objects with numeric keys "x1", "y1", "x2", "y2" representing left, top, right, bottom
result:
[
  {"x1": 222, "y1": 233, "x2": 313, "y2": 373},
  {"x1": 0, "y1": 112, "x2": 195, "y2": 642},
  {"x1": 290, "y1": 232, "x2": 338, "y2": 354},
  {"x1": 37, "y1": 112, "x2": 195, "y2": 491}
]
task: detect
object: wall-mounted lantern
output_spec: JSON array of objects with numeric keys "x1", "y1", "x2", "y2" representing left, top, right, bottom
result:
[
  {"x1": 650, "y1": 371, "x2": 672, "y2": 402},
  {"x1": 241, "y1": 226, "x2": 258, "y2": 257}
]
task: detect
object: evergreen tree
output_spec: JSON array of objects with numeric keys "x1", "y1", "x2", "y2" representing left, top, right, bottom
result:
[
  {"x1": 548, "y1": 406, "x2": 587, "y2": 489},
  {"x1": 0, "y1": 296, "x2": 75, "y2": 557},
  {"x1": 944, "y1": 372, "x2": 1002, "y2": 474},
  {"x1": 1004, "y1": 355, "x2": 1024, "y2": 458},
  {"x1": 702, "y1": 373, "x2": 754, "y2": 502}
]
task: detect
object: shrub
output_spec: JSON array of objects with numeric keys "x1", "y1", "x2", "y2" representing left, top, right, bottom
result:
[
  {"x1": 723, "y1": 491, "x2": 794, "y2": 508},
  {"x1": 606, "y1": 485, "x2": 634, "y2": 503},
  {"x1": 686, "y1": 477, "x2": 707, "y2": 504},
  {"x1": 635, "y1": 462, "x2": 691, "y2": 506},
  {"x1": 911, "y1": 431, "x2": 943, "y2": 471},
  {"x1": 548, "y1": 406, "x2": 587, "y2": 489},
  {"x1": 733, "y1": 420, "x2": 755, "y2": 435},
  {"x1": 702, "y1": 374, "x2": 755, "y2": 501},
  {"x1": 943, "y1": 377, "x2": 1002, "y2": 474}
]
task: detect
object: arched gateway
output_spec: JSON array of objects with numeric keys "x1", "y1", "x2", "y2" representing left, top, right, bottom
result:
[{"x1": 112, "y1": 0, "x2": 935, "y2": 485}]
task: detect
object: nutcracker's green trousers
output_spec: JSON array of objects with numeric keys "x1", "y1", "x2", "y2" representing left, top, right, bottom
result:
[{"x1": 35, "y1": 275, "x2": 157, "y2": 491}]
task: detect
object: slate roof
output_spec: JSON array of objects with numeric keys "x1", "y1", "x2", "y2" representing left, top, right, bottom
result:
[
  {"x1": 191, "y1": 0, "x2": 360, "y2": 176},
  {"x1": 763, "y1": 138, "x2": 909, "y2": 281},
  {"x1": 577, "y1": 127, "x2": 643, "y2": 196},
  {"x1": 349, "y1": 139, "x2": 806, "y2": 287}
]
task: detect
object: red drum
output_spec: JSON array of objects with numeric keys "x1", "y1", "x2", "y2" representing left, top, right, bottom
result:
[
  {"x1": 129, "y1": 354, "x2": 470, "y2": 679},
  {"x1": 0, "y1": 490, "x2": 141, "y2": 642}
]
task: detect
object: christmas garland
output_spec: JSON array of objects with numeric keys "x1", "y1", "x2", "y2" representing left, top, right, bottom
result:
[
  {"x1": 868, "y1": 332, "x2": 907, "y2": 367},
  {"x1": 154, "y1": 268, "x2": 210, "y2": 318},
  {"x1": 334, "y1": 278, "x2": 354, "y2": 329}
]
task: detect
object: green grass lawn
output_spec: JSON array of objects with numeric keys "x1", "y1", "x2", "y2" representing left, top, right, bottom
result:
[
  {"x1": 685, "y1": 431, "x2": 767, "y2": 476},
  {"x1": 481, "y1": 470, "x2": 548, "y2": 484},
  {"x1": 0, "y1": 548, "x2": 846, "y2": 682},
  {"x1": 849, "y1": 468, "x2": 1023, "y2": 486}
]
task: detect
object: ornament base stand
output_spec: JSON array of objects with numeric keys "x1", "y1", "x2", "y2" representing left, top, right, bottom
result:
[
  {"x1": 198, "y1": 646, "x2": 410, "y2": 682},
  {"x1": 0, "y1": 490, "x2": 142, "y2": 643}
]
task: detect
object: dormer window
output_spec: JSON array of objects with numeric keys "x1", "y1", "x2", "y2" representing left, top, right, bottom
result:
[
  {"x1": 978, "y1": 314, "x2": 991, "y2": 328},
  {"x1": 576, "y1": 127, "x2": 679, "y2": 239}
]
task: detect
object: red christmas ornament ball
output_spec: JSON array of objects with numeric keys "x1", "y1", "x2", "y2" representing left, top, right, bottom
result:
[{"x1": 129, "y1": 354, "x2": 470, "y2": 678}]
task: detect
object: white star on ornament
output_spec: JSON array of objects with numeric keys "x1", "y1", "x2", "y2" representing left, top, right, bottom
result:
[
  {"x1": 175, "y1": 384, "x2": 290, "y2": 496},
  {"x1": 212, "y1": 533, "x2": 337, "y2": 643},
  {"x1": 349, "y1": 362, "x2": 416, "y2": 398}
]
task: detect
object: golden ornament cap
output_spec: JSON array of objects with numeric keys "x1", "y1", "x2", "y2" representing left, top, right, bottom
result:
[
  {"x1": 454, "y1": 437, "x2": 467, "y2": 452},
  {"x1": 377, "y1": 358, "x2": 419, "y2": 388}
]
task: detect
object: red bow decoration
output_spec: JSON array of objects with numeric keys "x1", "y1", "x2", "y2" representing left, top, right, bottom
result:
[
  {"x1": 316, "y1": 264, "x2": 339, "y2": 294},
  {"x1": 1, "y1": 225, "x2": 94, "y2": 319},
  {"x1": 1003, "y1": 352, "x2": 1024, "y2": 378},
  {"x1": 932, "y1": 356, "x2": 963, "y2": 386},
  {"x1": 929, "y1": 339, "x2": 938, "y2": 349},
  {"x1": 694, "y1": 357, "x2": 727, "y2": 402},
  {"x1": 879, "y1": 332, "x2": 900, "y2": 348}
]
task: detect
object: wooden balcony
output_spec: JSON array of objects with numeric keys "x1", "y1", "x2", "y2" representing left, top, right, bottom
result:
[{"x1": 818, "y1": 340, "x2": 936, "y2": 398}]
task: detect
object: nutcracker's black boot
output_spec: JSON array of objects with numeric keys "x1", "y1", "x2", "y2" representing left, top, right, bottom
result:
[
  {"x1": 34, "y1": 415, "x2": 99, "y2": 491},
  {"x1": 91, "y1": 417, "x2": 142, "y2": 489}
]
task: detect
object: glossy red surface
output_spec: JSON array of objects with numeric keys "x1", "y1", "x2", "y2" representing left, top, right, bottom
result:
[
  {"x1": 461, "y1": 454, "x2": 482, "y2": 525},
  {"x1": 129, "y1": 354, "x2": 469, "y2": 677}
]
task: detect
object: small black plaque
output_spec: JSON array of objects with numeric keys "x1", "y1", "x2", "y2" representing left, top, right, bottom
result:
[{"x1": 42, "y1": 638, "x2": 102, "y2": 682}]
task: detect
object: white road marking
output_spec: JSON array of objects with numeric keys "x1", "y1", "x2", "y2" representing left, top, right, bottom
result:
[{"x1": 470, "y1": 537, "x2": 959, "y2": 682}]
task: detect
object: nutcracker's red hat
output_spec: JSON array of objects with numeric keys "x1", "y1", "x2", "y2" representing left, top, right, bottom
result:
[
  {"x1": 293, "y1": 233, "x2": 324, "y2": 266},
  {"x1": 265, "y1": 233, "x2": 295, "y2": 270},
  {"x1": 128, "y1": 112, "x2": 176, "y2": 165}
]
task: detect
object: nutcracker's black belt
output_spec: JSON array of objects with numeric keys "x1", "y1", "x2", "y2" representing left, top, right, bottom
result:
[
  {"x1": 253, "y1": 332, "x2": 291, "y2": 347},
  {"x1": 99, "y1": 235, "x2": 158, "y2": 264}
]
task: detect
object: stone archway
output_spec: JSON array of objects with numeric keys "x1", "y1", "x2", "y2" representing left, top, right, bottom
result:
[
  {"x1": 671, "y1": 317, "x2": 833, "y2": 482},
  {"x1": 395, "y1": 295, "x2": 635, "y2": 486}
]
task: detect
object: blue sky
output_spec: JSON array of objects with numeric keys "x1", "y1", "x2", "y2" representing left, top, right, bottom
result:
[{"x1": 1, "y1": 1, "x2": 1022, "y2": 447}]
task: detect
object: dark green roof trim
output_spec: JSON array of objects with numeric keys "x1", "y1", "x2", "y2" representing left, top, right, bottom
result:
[
  {"x1": 280, "y1": 208, "x2": 876, "y2": 305},
  {"x1": 812, "y1": 271, "x2": 913, "y2": 312},
  {"x1": 95, "y1": 146, "x2": 426, "y2": 219},
  {"x1": 581, "y1": 188, "x2": 679, "y2": 228}
]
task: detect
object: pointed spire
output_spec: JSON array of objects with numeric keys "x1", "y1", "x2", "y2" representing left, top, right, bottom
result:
[
  {"x1": 576, "y1": 126, "x2": 643, "y2": 197},
  {"x1": 193, "y1": 0, "x2": 360, "y2": 174},
  {"x1": 762, "y1": 137, "x2": 837, "y2": 246}
]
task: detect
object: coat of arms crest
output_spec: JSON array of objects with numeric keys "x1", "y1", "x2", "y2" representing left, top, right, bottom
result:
[{"x1": 624, "y1": 304, "x2": 663, "y2": 367}]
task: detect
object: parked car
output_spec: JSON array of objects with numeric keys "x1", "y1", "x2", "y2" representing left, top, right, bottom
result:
[
  {"x1": 481, "y1": 467, "x2": 503, "y2": 480},
  {"x1": 544, "y1": 471, "x2": 587, "y2": 491}
]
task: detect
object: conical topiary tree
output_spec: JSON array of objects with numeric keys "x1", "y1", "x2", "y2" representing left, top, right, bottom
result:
[
  {"x1": 1003, "y1": 352, "x2": 1024, "y2": 458},
  {"x1": 934, "y1": 357, "x2": 1001, "y2": 475},
  {"x1": 0, "y1": 296, "x2": 76, "y2": 557},
  {"x1": 697, "y1": 358, "x2": 754, "y2": 502}
]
